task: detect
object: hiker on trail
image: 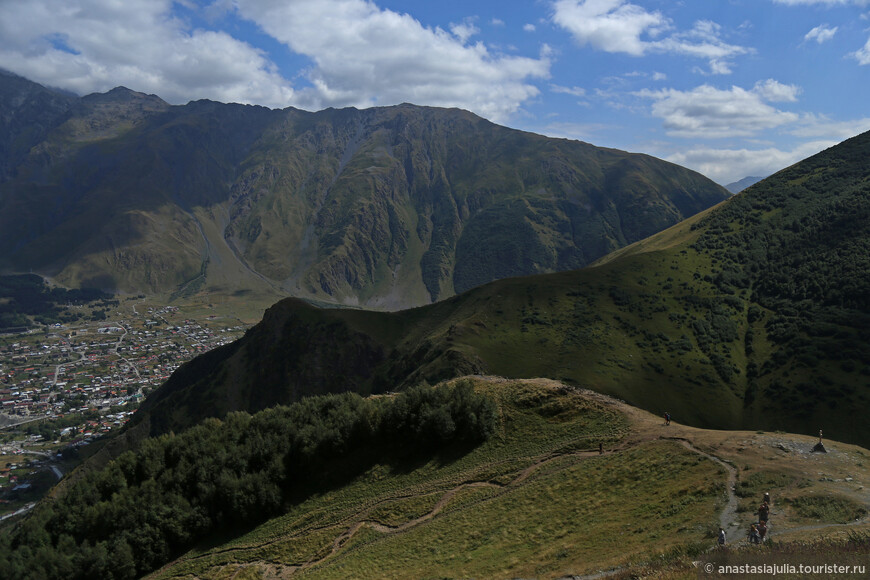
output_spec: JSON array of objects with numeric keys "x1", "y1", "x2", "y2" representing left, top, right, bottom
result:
[
  {"x1": 763, "y1": 491, "x2": 770, "y2": 505},
  {"x1": 758, "y1": 502, "x2": 770, "y2": 523},
  {"x1": 718, "y1": 527, "x2": 726, "y2": 547},
  {"x1": 665, "y1": 412, "x2": 671, "y2": 426},
  {"x1": 599, "y1": 442, "x2": 604, "y2": 455},
  {"x1": 758, "y1": 520, "x2": 768, "y2": 542},
  {"x1": 749, "y1": 524, "x2": 760, "y2": 544}
]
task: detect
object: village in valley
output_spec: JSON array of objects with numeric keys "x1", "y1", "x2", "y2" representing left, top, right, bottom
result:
[{"x1": 0, "y1": 297, "x2": 250, "y2": 518}]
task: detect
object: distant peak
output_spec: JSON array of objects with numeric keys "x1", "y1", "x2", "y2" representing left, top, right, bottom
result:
[{"x1": 82, "y1": 86, "x2": 169, "y2": 107}]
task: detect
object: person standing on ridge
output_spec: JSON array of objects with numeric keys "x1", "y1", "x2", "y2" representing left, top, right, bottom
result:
[
  {"x1": 665, "y1": 412, "x2": 671, "y2": 426},
  {"x1": 758, "y1": 501, "x2": 770, "y2": 524}
]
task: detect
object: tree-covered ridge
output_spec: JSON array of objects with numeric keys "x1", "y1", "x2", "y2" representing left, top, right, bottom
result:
[
  {"x1": 691, "y1": 132, "x2": 870, "y2": 410},
  {"x1": 0, "y1": 382, "x2": 497, "y2": 579}
]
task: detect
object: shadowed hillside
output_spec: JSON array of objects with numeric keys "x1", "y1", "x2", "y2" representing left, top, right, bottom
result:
[
  {"x1": 127, "y1": 130, "x2": 870, "y2": 447},
  {"x1": 0, "y1": 76, "x2": 728, "y2": 308}
]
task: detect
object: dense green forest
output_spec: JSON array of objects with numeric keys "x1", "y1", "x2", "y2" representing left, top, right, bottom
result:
[
  {"x1": 690, "y1": 135, "x2": 870, "y2": 409},
  {"x1": 0, "y1": 382, "x2": 497, "y2": 579},
  {"x1": 0, "y1": 274, "x2": 114, "y2": 329}
]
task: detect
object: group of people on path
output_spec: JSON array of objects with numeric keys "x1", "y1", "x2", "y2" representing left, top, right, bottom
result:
[
  {"x1": 717, "y1": 491, "x2": 772, "y2": 547},
  {"x1": 749, "y1": 492, "x2": 771, "y2": 544}
]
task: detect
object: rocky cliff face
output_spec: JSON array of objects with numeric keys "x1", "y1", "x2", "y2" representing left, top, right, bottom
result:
[{"x1": 0, "y1": 76, "x2": 730, "y2": 307}]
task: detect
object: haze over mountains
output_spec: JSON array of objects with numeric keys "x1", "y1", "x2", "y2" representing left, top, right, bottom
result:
[
  {"x1": 0, "y1": 72, "x2": 729, "y2": 309},
  {"x1": 724, "y1": 175, "x2": 765, "y2": 194}
]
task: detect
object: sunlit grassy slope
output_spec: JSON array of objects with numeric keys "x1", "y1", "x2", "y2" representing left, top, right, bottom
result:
[{"x1": 149, "y1": 377, "x2": 870, "y2": 580}]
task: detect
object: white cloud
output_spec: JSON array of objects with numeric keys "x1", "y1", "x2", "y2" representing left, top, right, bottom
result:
[
  {"x1": 0, "y1": 0, "x2": 550, "y2": 123},
  {"x1": 804, "y1": 24, "x2": 838, "y2": 44},
  {"x1": 491, "y1": 18, "x2": 505, "y2": 27},
  {"x1": 524, "y1": 23, "x2": 537, "y2": 32},
  {"x1": 666, "y1": 140, "x2": 838, "y2": 185},
  {"x1": 652, "y1": 71, "x2": 667, "y2": 81},
  {"x1": 636, "y1": 82, "x2": 800, "y2": 138},
  {"x1": 552, "y1": 0, "x2": 668, "y2": 57},
  {"x1": 450, "y1": 20, "x2": 480, "y2": 43},
  {"x1": 753, "y1": 79, "x2": 801, "y2": 102},
  {"x1": 551, "y1": 0, "x2": 750, "y2": 73},
  {"x1": 0, "y1": 0, "x2": 295, "y2": 107},
  {"x1": 790, "y1": 113, "x2": 870, "y2": 138},
  {"x1": 852, "y1": 37, "x2": 870, "y2": 64},
  {"x1": 663, "y1": 113, "x2": 870, "y2": 184},
  {"x1": 551, "y1": 84, "x2": 587, "y2": 96},
  {"x1": 234, "y1": 0, "x2": 551, "y2": 122}
]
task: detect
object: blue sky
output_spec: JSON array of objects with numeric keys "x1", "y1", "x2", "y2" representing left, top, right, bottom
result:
[{"x1": 1, "y1": 0, "x2": 869, "y2": 184}]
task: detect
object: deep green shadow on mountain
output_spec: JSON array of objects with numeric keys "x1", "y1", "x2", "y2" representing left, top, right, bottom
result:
[
  {"x1": 126, "y1": 130, "x2": 870, "y2": 448},
  {"x1": 0, "y1": 75, "x2": 728, "y2": 306}
]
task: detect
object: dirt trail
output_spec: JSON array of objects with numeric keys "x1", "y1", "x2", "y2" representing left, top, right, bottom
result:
[
  {"x1": 296, "y1": 450, "x2": 608, "y2": 574},
  {"x1": 155, "y1": 378, "x2": 870, "y2": 579},
  {"x1": 676, "y1": 438, "x2": 739, "y2": 530}
]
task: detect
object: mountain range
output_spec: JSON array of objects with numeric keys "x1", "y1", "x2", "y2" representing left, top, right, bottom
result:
[
  {"x1": 724, "y1": 175, "x2": 765, "y2": 194},
  {"x1": 4, "y1": 71, "x2": 870, "y2": 580},
  {"x1": 124, "y1": 129, "x2": 870, "y2": 448},
  {"x1": 0, "y1": 71, "x2": 729, "y2": 309}
]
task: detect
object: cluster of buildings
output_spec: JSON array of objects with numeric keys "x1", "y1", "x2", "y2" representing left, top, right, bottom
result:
[
  {"x1": 0, "y1": 302, "x2": 248, "y2": 515},
  {"x1": 0, "y1": 305, "x2": 245, "y2": 428}
]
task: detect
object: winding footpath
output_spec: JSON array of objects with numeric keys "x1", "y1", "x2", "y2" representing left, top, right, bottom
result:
[
  {"x1": 157, "y1": 380, "x2": 869, "y2": 580},
  {"x1": 672, "y1": 438, "x2": 739, "y2": 531}
]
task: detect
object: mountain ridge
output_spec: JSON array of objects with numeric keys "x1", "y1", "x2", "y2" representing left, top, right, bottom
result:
[
  {"x1": 125, "y1": 129, "x2": 870, "y2": 447},
  {"x1": 0, "y1": 75, "x2": 729, "y2": 309}
]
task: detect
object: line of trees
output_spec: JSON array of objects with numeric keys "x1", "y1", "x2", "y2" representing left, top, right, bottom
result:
[{"x1": 0, "y1": 381, "x2": 497, "y2": 579}]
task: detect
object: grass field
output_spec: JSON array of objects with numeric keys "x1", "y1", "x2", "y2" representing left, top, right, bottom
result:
[{"x1": 137, "y1": 376, "x2": 866, "y2": 579}]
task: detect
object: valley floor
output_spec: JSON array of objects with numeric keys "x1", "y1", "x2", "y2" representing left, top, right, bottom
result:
[{"x1": 150, "y1": 377, "x2": 870, "y2": 580}]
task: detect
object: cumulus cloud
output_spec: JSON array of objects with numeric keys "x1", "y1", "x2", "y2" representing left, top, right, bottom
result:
[
  {"x1": 450, "y1": 20, "x2": 480, "y2": 43},
  {"x1": 852, "y1": 37, "x2": 870, "y2": 64},
  {"x1": 753, "y1": 79, "x2": 801, "y2": 102},
  {"x1": 636, "y1": 81, "x2": 801, "y2": 138},
  {"x1": 663, "y1": 113, "x2": 870, "y2": 184},
  {"x1": 666, "y1": 140, "x2": 838, "y2": 185},
  {"x1": 804, "y1": 24, "x2": 838, "y2": 44},
  {"x1": 0, "y1": 0, "x2": 295, "y2": 106},
  {"x1": 233, "y1": 0, "x2": 550, "y2": 122},
  {"x1": 0, "y1": 0, "x2": 550, "y2": 122},
  {"x1": 551, "y1": 0, "x2": 749, "y2": 73},
  {"x1": 790, "y1": 113, "x2": 870, "y2": 138},
  {"x1": 524, "y1": 23, "x2": 537, "y2": 32},
  {"x1": 551, "y1": 0, "x2": 668, "y2": 56}
]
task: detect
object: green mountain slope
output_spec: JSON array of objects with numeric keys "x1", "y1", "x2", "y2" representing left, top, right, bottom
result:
[
  {"x1": 0, "y1": 70, "x2": 77, "y2": 180},
  {"x1": 6, "y1": 378, "x2": 868, "y2": 579},
  {"x1": 0, "y1": 76, "x2": 729, "y2": 308},
  {"x1": 129, "y1": 130, "x2": 870, "y2": 447}
]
